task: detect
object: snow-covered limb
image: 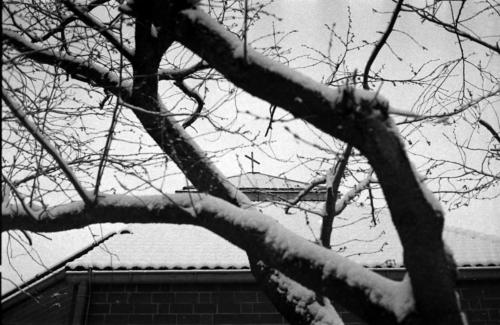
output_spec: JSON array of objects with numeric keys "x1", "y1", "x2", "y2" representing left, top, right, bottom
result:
[
  {"x1": 334, "y1": 170, "x2": 374, "y2": 215},
  {"x1": 173, "y1": 9, "x2": 391, "y2": 149},
  {"x1": 173, "y1": 9, "x2": 463, "y2": 324},
  {"x1": 2, "y1": 193, "x2": 415, "y2": 323},
  {"x1": 250, "y1": 259, "x2": 345, "y2": 325},
  {"x1": 285, "y1": 176, "x2": 326, "y2": 214},
  {"x1": 321, "y1": 145, "x2": 352, "y2": 248}
]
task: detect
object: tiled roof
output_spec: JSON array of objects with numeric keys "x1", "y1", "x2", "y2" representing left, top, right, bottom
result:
[{"x1": 67, "y1": 201, "x2": 500, "y2": 270}]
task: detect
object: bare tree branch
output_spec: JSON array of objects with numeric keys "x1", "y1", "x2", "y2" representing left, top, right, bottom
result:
[
  {"x1": 174, "y1": 79, "x2": 204, "y2": 128},
  {"x1": 2, "y1": 88, "x2": 94, "y2": 206},
  {"x1": 363, "y1": 0, "x2": 404, "y2": 90},
  {"x1": 60, "y1": 0, "x2": 135, "y2": 62},
  {"x1": 285, "y1": 176, "x2": 326, "y2": 214},
  {"x1": 403, "y1": 3, "x2": 500, "y2": 55},
  {"x1": 34, "y1": 0, "x2": 110, "y2": 43},
  {"x1": 158, "y1": 61, "x2": 209, "y2": 80},
  {"x1": 321, "y1": 144, "x2": 352, "y2": 248},
  {"x1": 479, "y1": 119, "x2": 500, "y2": 144}
]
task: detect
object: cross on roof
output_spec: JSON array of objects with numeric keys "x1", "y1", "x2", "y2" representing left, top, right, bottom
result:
[{"x1": 244, "y1": 152, "x2": 260, "y2": 173}]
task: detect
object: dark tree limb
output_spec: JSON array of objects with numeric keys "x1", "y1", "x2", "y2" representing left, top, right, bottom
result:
[
  {"x1": 60, "y1": 0, "x2": 135, "y2": 62},
  {"x1": 321, "y1": 144, "x2": 352, "y2": 248},
  {"x1": 172, "y1": 9, "x2": 464, "y2": 324},
  {"x1": 403, "y1": 3, "x2": 500, "y2": 55},
  {"x1": 34, "y1": 0, "x2": 110, "y2": 43},
  {"x1": 174, "y1": 79, "x2": 204, "y2": 128},
  {"x1": 2, "y1": 88, "x2": 94, "y2": 206},
  {"x1": 363, "y1": 0, "x2": 404, "y2": 90},
  {"x1": 479, "y1": 119, "x2": 500, "y2": 144},
  {"x1": 3, "y1": 6, "x2": 465, "y2": 323},
  {"x1": 158, "y1": 61, "x2": 210, "y2": 80},
  {"x1": 285, "y1": 176, "x2": 326, "y2": 214}
]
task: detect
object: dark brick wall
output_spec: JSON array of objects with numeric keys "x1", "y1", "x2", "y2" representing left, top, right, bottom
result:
[
  {"x1": 85, "y1": 282, "x2": 287, "y2": 325},
  {"x1": 85, "y1": 280, "x2": 500, "y2": 325},
  {"x1": 458, "y1": 280, "x2": 500, "y2": 325},
  {"x1": 2, "y1": 279, "x2": 73, "y2": 325},
  {"x1": 2, "y1": 277, "x2": 499, "y2": 324}
]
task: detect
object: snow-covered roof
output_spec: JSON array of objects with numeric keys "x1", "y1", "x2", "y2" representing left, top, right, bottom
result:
[
  {"x1": 66, "y1": 201, "x2": 500, "y2": 270},
  {"x1": 64, "y1": 172, "x2": 500, "y2": 271},
  {"x1": 180, "y1": 172, "x2": 312, "y2": 191}
]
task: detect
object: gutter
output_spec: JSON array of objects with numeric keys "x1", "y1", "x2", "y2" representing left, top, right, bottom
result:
[
  {"x1": 65, "y1": 266, "x2": 500, "y2": 284},
  {"x1": 66, "y1": 269, "x2": 256, "y2": 284}
]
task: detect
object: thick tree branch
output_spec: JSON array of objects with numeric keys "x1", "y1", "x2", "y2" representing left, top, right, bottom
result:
[
  {"x1": 172, "y1": 9, "x2": 463, "y2": 323},
  {"x1": 4, "y1": 8, "x2": 465, "y2": 323},
  {"x1": 2, "y1": 193, "x2": 416, "y2": 323}
]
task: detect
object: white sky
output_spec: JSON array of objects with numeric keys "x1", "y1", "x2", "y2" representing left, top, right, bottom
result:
[{"x1": 2, "y1": 0, "x2": 499, "y2": 293}]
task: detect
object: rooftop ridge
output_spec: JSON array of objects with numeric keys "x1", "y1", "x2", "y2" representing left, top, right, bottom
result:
[{"x1": 444, "y1": 225, "x2": 500, "y2": 242}]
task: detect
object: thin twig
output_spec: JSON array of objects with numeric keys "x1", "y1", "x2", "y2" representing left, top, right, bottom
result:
[
  {"x1": 264, "y1": 104, "x2": 277, "y2": 137},
  {"x1": 404, "y1": 3, "x2": 500, "y2": 55},
  {"x1": 2, "y1": 89, "x2": 93, "y2": 206},
  {"x1": 94, "y1": 15, "x2": 124, "y2": 198},
  {"x1": 34, "y1": 0, "x2": 110, "y2": 43},
  {"x1": 398, "y1": 88, "x2": 500, "y2": 124},
  {"x1": 158, "y1": 61, "x2": 209, "y2": 80},
  {"x1": 363, "y1": 0, "x2": 404, "y2": 90},
  {"x1": 243, "y1": 0, "x2": 249, "y2": 61},
  {"x1": 367, "y1": 184, "x2": 376, "y2": 226}
]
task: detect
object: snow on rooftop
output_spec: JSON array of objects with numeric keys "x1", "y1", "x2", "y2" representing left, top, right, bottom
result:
[{"x1": 66, "y1": 201, "x2": 500, "y2": 270}]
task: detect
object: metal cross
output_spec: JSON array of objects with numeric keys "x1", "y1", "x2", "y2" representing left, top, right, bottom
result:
[{"x1": 244, "y1": 152, "x2": 260, "y2": 173}]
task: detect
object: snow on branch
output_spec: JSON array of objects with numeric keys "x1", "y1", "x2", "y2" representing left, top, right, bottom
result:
[
  {"x1": 172, "y1": 8, "x2": 463, "y2": 323},
  {"x1": 2, "y1": 192, "x2": 415, "y2": 323}
]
